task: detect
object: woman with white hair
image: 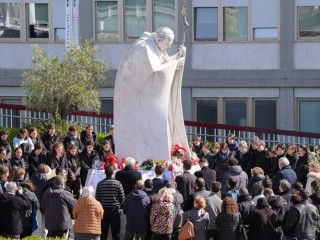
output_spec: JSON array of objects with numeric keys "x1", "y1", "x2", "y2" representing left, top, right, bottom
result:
[
  {"x1": 306, "y1": 160, "x2": 320, "y2": 196},
  {"x1": 73, "y1": 186, "x2": 104, "y2": 240}
]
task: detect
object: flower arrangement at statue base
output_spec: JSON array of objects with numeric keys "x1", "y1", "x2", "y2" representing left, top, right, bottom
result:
[
  {"x1": 104, "y1": 154, "x2": 119, "y2": 170},
  {"x1": 140, "y1": 159, "x2": 154, "y2": 170}
]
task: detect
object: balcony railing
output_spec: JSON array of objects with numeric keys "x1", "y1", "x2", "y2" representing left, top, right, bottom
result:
[{"x1": 0, "y1": 103, "x2": 320, "y2": 148}]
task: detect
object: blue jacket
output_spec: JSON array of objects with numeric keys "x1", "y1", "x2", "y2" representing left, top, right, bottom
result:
[
  {"x1": 272, "y1": 165, "x2": 297, "y2": 194},
  {"x1": 123, "y1": 189, "x2": 151, "y2": 232}
]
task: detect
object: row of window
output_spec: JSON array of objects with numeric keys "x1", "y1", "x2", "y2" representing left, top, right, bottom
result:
[
  {"x1": 1, "y1": 1, "x2": 320, "y2": 42},
  {"x1": 2, "y1": 97, "x2": 320, "y2": 133}
]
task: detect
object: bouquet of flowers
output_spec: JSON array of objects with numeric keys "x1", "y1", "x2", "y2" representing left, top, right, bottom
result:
[
  {"x1": 140, "y1": 159, "x2": 154, "y2": 170},
  {"x1": 171, "y1": 144, "x2": 187, "y2": 157},
  {"x1": 155, "y1": 159, "x2": 167, "y2": 168},
  {"x1": 105, "y1": 154, "x2": 119, "y2": 170}
]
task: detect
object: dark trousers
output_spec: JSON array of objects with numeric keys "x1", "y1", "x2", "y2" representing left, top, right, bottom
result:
[
  {"x1": 152, "y1": 232, "x2": 172, "y2": 240},
  {"x1": 101, "y1": 208, "x2": 121, "y2": 240},
  {"x1": 20, "y1": 227, "x2": 33, "y2": 239},
  {"x1": 124, "y1": 230, "x2": 146, "y2": 240},
  {"x1": 47, "y1": 229, "x2": 68, "y2": 238},
  {"x1": 67, "y1": 177, "x2": 81, "y2": 199}
]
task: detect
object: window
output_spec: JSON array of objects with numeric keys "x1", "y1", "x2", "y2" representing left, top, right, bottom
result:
[
  {"x1": 298, "y1": 6, "x2": 320, "y2": 38},
  {"x1": 196, "y1": 99, "x2": 217, "y2": 123},
  {"x1": 95, "y1": 0, "x2": 176, "y2": 42},
  {"x1": 55, "y1": 28, "x2": 65, "y2": 41},
  {"x1": 225, "y1": 100, "x2": 247, "y2": 126},
  {"x1": 194, "y1": 7, "x2": 218, "y2": 41},
  {"x1": 125, "y1": 0, "x2": 146, "y2": 38},
  {"x1": 101, "y1": 99, "x2": 113, "y2": 113},
  {"x1": 0, "y1": 3, "x2": 21, "y2": 38},
  {"x1": 1, "y1": 99, "x2": 22, "y2": 128},
  {"x1": 224, "y1": 7, "x2": 248, "y2": 41},
  {"x1": 255, "y1": 100, "x2": 277, "y2": 129},
  {"x1": 153, "y1": 0, "x2": 175, "y2": 32},
  {"x1": 26, "y1": 3, "x2": 49, "y2": 39},
  {"x1": 299, "y1": 100, "x2": 320, "y2": 133},
  {"x1": 96, "y1": 1, "x2": 118, "y2": 40}
]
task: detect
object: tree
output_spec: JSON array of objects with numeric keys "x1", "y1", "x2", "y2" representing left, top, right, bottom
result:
[{"x1": 22, "y1": 40, "x2": 110, "y2": 120}]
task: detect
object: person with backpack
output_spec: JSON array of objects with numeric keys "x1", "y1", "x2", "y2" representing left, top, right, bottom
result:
[{"x1": 225, "y1": 177, "x2": 240, "y2": 201}]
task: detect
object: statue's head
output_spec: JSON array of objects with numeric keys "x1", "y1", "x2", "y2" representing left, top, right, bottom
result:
[{"x1": 155, "y1": 27, "x2": 175, "y2": 52}]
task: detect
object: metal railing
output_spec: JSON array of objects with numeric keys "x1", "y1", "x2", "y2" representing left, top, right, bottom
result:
[{"x1": 0, "y1": 103, "x2": 320, "y2": 148}]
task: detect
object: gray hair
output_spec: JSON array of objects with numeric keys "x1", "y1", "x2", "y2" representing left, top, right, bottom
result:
[
  {"x1": 239, "y1": 140, "x2": 248, "y2": 148},
  {"x1": 82, "y1": 186, "x2": 94, "y2": 198},
  {"x1": 279, "y1": 157, "x2": 290, "y2": 167},
  {"x1": 5, "y1": 182, "x2": 17, "y2": 193},
  {"x1": 279, "y1": 179, "x2": 292, "y2": 193},
  {"x1": 125, "y1": 157, "x2": 136, "y2": 166},
  {"x1": 155, "y1": 27, "x2": 174, "y2": 42}
]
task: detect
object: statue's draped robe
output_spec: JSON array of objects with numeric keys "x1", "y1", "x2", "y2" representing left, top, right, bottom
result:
[{"x1": 114, "y1": 32, "x2": 190, "y2": 163}]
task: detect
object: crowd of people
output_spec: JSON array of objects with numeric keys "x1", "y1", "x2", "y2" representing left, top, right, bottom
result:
[{"x1": 0, "y1": 123, "x2": 319, "y2": 240}]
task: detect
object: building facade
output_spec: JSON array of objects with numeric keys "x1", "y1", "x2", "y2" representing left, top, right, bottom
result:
[{"x1": 1, "y1": 0, "x2": 320, "y2": 133}]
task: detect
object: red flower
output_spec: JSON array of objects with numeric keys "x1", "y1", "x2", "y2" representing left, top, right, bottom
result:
[
  {"x1": 171, "y1": 144, "x2": 187, "y2": 157},
  {"x1": 105, "y1": 154, "x2": 119, "y2": 166}
]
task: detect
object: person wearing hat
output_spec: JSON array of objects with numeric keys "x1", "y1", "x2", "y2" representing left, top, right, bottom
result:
[
  {"x1": 63, "y1": 125, "x2": 83, "y2": 153},
  {"x1": 0, "y1": 130, "x2": 12, "y2": 158},
  {"x1": 247, "y1": 197, "x2": 277, "y2": 240}
]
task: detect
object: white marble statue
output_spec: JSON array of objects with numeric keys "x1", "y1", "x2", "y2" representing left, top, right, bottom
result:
[{"x1": 114, "y1": 27, "x2": 190, "y2": 163}]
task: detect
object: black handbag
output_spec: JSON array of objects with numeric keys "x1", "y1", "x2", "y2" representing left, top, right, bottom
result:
[{"x1": 237, "y1": 215, "x2": 248, "y2": 240}]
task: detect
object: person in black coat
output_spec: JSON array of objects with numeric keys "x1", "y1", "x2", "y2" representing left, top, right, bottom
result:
[
  {"x1": 46, "y1": 142, "x2": 68, "y2": 170},
  {"x1": 27, "y1": 143, "x2": 48, "y2": 178},
  {"x1": 253, "y1": 140, "x2": 271, "y2": 176},
  {"x1": 264, "y1": 188, "x2": 288, "y2": 225},
  {"x1": 235, "y1": 140, "x2": 253, "y2": 179},
  {"x1": 271, "y1": 144, "x2": 287, "y2": 177},
  {"x1": 115, "y1": 157, "x2": 142, "y2": 196},
  {"x1": 0, "y1": 130, "x2": 12, "y2": 158},
  {"x1": 123, "y1": 180, "x2": 151, "y2": 239},
  {"x1": 215, "y1": 143, "x2": 232, "y2": 182},
  {"x1": 197, "y1": 142, "x2": 217, "y2": 170},
  {"x1": 175, "y1": 159, "x2": 197, "y2": 202},
  {"x1": 152, "y1": 165, "x2": 168, "y2": 193},
  {"x1": 247, "y1": 197, "x2": 277, "y2": 240},
  {"x1": 0, "y1": 181, "x2": 31, "y2": 239},
  {"x1": 248, "y1": 167, "x2": 265, "y2": 198},
  {"x1": 294, "y1": 145, "x2": 309, "y2": 187},
  {"x1": 79, "y1": 140, "x2": 100, "y2": 187},
  {"x1": 10, "y1": 147, "x2": 27, "y2": 179},
  {"x1": 66, "y1": 145, "x2": 81, "y2": 199},
  {"x1": 41, "y1": 123, "x2": 60, "y2": 153},
  {"x1": 194, "y1": 158, "x2": 216, "y2": 191},
  {"x1": 28, "y1": 127, "x2": 47, "y2": 154},
  {"x1": 63, "y1": 125, "x2": 83, "y2": 153},
  {"x1": 237, "y1": 187, "x2": 253, "y2": 224},
  {"x1": 286, "y1": 144, "x2": 299, "y2": 169},
  {"x1": 80, "y1": 124, "x2": 100, "y2": 153}
]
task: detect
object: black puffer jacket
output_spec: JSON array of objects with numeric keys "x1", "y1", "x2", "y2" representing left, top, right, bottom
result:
[
  {"x1": 267, "y1": 195, "x2": 288, "y2": 224},
  {"x1": 216, "y1": 212, "x2": 241, "y2": 240},
  {"x1": 248, "y1": 174, "x2": 265, "y2": 197},
  {"x1": 237, "y1": 194, "x2": 253, "y2": 224}
]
